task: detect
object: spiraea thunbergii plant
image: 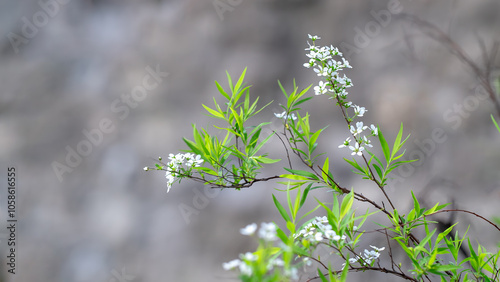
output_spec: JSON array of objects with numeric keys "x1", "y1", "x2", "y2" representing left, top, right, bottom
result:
[{"x1": 145, "y1": 34, "x2": 500, "y2": 281}]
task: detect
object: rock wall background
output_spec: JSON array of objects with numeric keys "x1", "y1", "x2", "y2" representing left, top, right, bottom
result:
[{"x1": 0, "y1": 0, "x2": 499, "y2": 281}]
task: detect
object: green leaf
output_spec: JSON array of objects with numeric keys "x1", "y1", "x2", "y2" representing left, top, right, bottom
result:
[
  {"x1": 317, "y1": 269, "x2": 328, "y2": 282},
  {"x1": 202, "y1": 104, "x2": 225, "y2": 119},
  {"x1": 378, "y1": 127, "x2": 391, "y2": 163},
  {"x1": 299, "y1": 183, "x2": 312, "y2": 209},
  {"x1": 229, "y1": 107, "x2": 243, "y2": 130},
  {"x1": 322, "y1": 157, "x2": 330, "y2": 183},
  {"x1": 372, "y1": 163, "x2": 383, "y2": 180},
  {"x1": 250, "y1": 132, "x2": 274, "y2": 155},
  {"x1": 215, "y1": 80, "x2": 230, "y2": 100},
  {"x1": 283, "y1": 168, "x2": 319, "y2": 180},
  {"x1": 492, "y1": 114, "x2": 500, "y2": 133},
  {"x1": 233, "y1": 67, "x2": 247, "y2": 94},
  {"x1": 254, "y1": 157, "x2": 280, "y2": 164},
  {"x1": 280, "y1": 174, "x2": 309, "y2": 181},
  {"x1": 391, "y1": 123, "x2": 404, "y2": 158},
  {"x1": 272, "y1": 194, "x2": 291, "y2": 222}
]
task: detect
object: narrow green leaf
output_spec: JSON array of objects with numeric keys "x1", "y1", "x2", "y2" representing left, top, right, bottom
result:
[
  {"x1": 202, "y1": 104, "x2": 225, "y2": 119},
  {"x1": 391, "y1": 123, "x2": 404, "y2": 159},
  {"x1": 226, "y1": 71, "x2": 233, "y2": 91},
  {"x1": 372, "y1": 163, "x2": 383, "y2": 180},
  {"x1": 233, "y1": 67, "x2": 247, "y2": 94},
  {"x1": 280, "y1": 174, "x2": 309, "y2": 181},
  {"x1": 378, "y1": 127, "x2": 391, "y2": 163},
  {"x1": 272, "y1": 194, "x2": 291, "y2": 222},
  {"x1": 251, "y1": 132, "x2": 274, "y2": 155},
  {"x1": 215, "y1": 80, "x2": 230, "y2": 100},
  {"x1": 299, "y1": 183, "x2": 312, "y2": 209},
  {"x1": 283, "y1": 168, "x2": 319, "y2": 180},
  {"x1": 255, "y1": 157, "x2": 280, "y2": 164},
  {"x1": 317, "y1": 269, "x2": 328, "y2": 282},
  {"x1": 492, "y1": 114, "x2": 500, "y2": 133},
  {"x1": 322, "y1": 157, "x2": 330, "y2": 183}
]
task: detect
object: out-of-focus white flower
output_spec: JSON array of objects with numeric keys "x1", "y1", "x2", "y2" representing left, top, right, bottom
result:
[
  {"x1": 240, "y1": 252, "x2": 258, "y2": 261},
  {"x1": 240, "y1": 223, "x2": 258, "y2": 236},
  {"x1": 274, "y1": 111, "x2": 297, "y2": 121},
  {"x1": 308, "y1": 34, "x2": 320, "y2": 41},
  {"x1": 222, "y1": 259, "x2": 241, "y2": 270},
  {"x1": 285, "y1": 267, "x2": 299, "y2": 280},
  {"x1": 239, "y1": 262, "x2": 253, "y2": 276},
  {"x1": 259, "y1": 222, "x2": 277, "y2": 241},
  {"x1": 370, "y1": 245, "x2": 385, "y2": 252}
]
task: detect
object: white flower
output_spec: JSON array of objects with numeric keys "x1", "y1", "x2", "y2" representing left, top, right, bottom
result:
[
  {"x1": 308, "y1": 34, "x2": 320, "y2": 41},
  {"x1": 349, "y1": 142, "x2": 364, "y2": 156},
  {"x1": 314, "y1": 66, "x2": 328, "y2": 77},
  {"x1": 314, "y1": 81, "x2": 328, "y2": 95},
  {"x1": 143, "y1": 167, "x2": 149, "y2": 171},
  {"x1": 302, "y1": 257, "x2": 312, "y2": 266},
  {"x1": 338, "y1": 137, "x2": 351, "y2": 148},
  {"x1": 285, "y1": 267, "x2": 299, "y2": 280},
  {"x1": 342, "y1": 57, "x2": 352, "y2": 68},
  {"x1": 349, "y1": 257, "x2": 359, "y2": 264},
  {"x1": 186, "y1": 154, "x2": 204, "y2": 167},
  {"x1": 275, "y1": 111, "x2": 297, "y2": 120},
  {"x1": 222, "y1": 259, "x2": 241, "y2": 270},
  {"x1": 259, "y1": 222, "x2": 277, "y2": 241},
  {"x1": 350, "y1": 122, "x2": 368, "y2": 136},
  {"x1": 314, "y1": 232, "x2": 323, "y2": 242},
  {"x1": 240, "y1": 223, "x2": 257, "y2": 236},
  {"x1": 370, "y1": 124, "x2": 378, "y2": 136},
  {"x1": 240, "y1": 252, "x2": 258, "y2": 261},
  {"x1": 362, "y1": 136, "x2": 372, "y2": 147},
  {"x1": 370, "y1": 245, "x2": 385, "y2": 252},
  {"x1": 303, "y1": 58, "x2": 315, "y2": 68},
  {"x1": 166, "y1": 172, "x2": 175, "y2": 192},
  {"x1": 239, "y1": 262, "x2": 253, "y2": 276},
  {"x1": 354, "y1": 105, "x2": 366, "y2": 117},
  {"x1": 271, "y1": 258, "x2": 284, "y2": 267}
]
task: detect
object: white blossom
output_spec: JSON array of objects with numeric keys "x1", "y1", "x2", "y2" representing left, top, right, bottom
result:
[
  {"x1": 370, "y1": 124, "x2": 378, "y2": 136},
  {"x1": 222, "y1": 259, "x2": 241, "y2": 270},
  {"x1": 349, "y1": 142, "x2": 364, "y2": 156},
  {"x1": 240, "y1": 223, "x2": 258, "y2": 236},
  {"x1": 350, "y1": 122, "x2": 368, "y2": 136},
  {"x1": 274, "y1": 111, "x2": 297, "y2": 121},
  {"x1": 259, "y1": 222, "x2": 277, "y2": 241},
  {"x1": 308, "y1": 34, "x2": 320, "y2": 41},
  {"x1": 314, "y1": 81, "x2": 328, "y2": 95},
  {"x1": 239, "y1": 262, "x2": 253, "y2": 276},
  {"x1": 362, "y1": 136, "x2": 373, "y2": 147},
  {"x1": 354, "y1": 105, "x2": 366, "y2": 117},
  {"x1": 240, "y1": 252, "x2": 258, "y2": 261}
]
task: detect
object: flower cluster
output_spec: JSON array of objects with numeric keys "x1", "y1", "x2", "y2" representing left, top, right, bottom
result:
[
  {"x1": 295, "y1": 216, "x2": 346, "y2": 243},
  {"x1": 304, "y1": 34, "x2": 378, "y2": 157},
  {"x1": 240, "y1": 222, "x2": 278, "y2": 242},
  {"x1": 223, "y1": 222, "x2": 298, "y2": 280},
  {"x1": 274, "y1": 111, "x2": 298, "y2": 121},
  {"x1": 304, "y1": 34, "x2": 352, "y2": 98},
  {"x1": 162, "y1": 153, "x2": 203, "y2": 192},
  {"x1": 346, "y1": 245, "x2": 385, "y2": 267}
]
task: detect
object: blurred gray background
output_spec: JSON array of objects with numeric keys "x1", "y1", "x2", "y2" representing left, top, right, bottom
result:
[{"x1": 1, "y1": 0, "x2": 500, "y2": 281}]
